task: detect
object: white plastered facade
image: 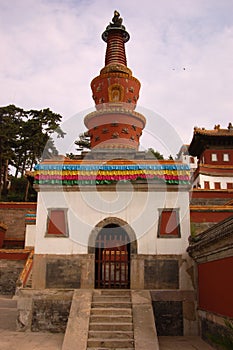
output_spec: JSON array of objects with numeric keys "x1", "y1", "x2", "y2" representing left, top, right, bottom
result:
[
  {"x1": 193, "y1": 173, "x2": 233, "y2": 189},
  {"x1": 33, "y1": 188, "x2": 190, "y2": 256}
]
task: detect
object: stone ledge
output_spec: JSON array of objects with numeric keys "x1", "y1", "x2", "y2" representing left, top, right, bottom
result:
[{"x1": 151, "y1": 290, "x2": 196, "y2": 302}]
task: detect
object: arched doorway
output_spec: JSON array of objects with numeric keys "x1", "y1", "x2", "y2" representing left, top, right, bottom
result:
[{"x1": 95, "y1": 224, "x2": 130, "y2": 289}]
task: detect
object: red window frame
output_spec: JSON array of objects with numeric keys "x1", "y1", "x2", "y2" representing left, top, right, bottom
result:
[
  {"x1": 46, "y1": 208, "x2": 68, "y2": 236},
  {"x1": 214, "y1": 182, "x2": 221, "y2": 190},
  {"x1": 158, "y1": 209, "x2": 180, "y2": 238}
]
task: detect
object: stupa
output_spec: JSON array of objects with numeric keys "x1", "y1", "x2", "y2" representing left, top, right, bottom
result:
[
  {"x1": 84, "y1": 10, "x2": 145, "y2": 151},
  {"x1": 21, "y1": 11, "x2": 196, "y2": 336}
]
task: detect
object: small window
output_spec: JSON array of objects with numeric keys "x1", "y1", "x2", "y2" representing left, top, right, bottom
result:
[
  {"x1": 108, "y1": 84, "x2": 124, "y2": 102},
  {"x1": 214, "y1": 182, "x2": 221, "y2": 189},
  {"x1": 211, "y1": 153, "x2": 217, "y2": 162},
  {"x1": 223, "y1": 153, "x2": 229, "y2": 162},
  {"x1": 46, "y1": 209, "x2": 68, "y2": 237},
  {"x1": 190, "y1": 157, "x2": 195, "y2": 164},
  {"x1": 204, "y1": 181, "x2": 210, "y2": 189},
  {"x1": 227, "y1": 183, "x2": 233, "y2": 189},
  {"x1": 158, "y1": 209, "x2": 180, "y2": 238}
]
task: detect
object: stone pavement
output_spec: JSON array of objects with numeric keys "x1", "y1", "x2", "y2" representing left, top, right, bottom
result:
[
  {"x1": 0, "y1": 295, "x2": 63, "y2": 350},
  {"x1": 0, "y1": 294, "x2": 214, "y2": 350},
  {"x1": 0, "y1": 330, "x2": 63, "y2": 350},
  {"x1": 159, "y1": 336, "x2": 214, "y2": 350}
]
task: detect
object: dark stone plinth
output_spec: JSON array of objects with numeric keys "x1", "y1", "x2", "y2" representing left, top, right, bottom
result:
[
  {"x1": 46, "y1": 259, "x2": 81, "y2": 288},
  {"x1": 31, "y1": 299, "x2": 71, "y2": 333},
  {"x1": 144, "y1": 259, "x2": 179, "y2": 289},
  {"x1": 152, "y1": 301, "x2": 183, "y2": 336}
]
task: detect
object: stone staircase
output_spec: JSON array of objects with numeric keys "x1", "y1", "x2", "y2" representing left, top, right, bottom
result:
[
  {"x1": 25, "y1": 271, "x2": 32, "y2": 288},
  {"x1": 62, "y1": 289, "x2": 159, "y2": 350},
  {"x1": 87, "y1": 290, "x2": 134, "y2": 349}
]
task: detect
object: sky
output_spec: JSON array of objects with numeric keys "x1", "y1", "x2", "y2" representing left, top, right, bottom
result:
[{"x1": 1, "y1": 0, "x2": 233, "y2": 157}]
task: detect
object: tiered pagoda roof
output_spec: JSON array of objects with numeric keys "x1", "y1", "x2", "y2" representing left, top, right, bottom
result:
[
  {"x1": 189, "y1": 123, "x2": 233, "y2": 157},
  {"x1": 84, "y1": 11, "x2": 145, "y2": 150}
]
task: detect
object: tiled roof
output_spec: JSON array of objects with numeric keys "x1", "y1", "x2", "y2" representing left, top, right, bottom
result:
[
  {"x1": 193, "y1": 125, "x2": 233, "y2": 136},
  {"x1": 189, "y1": 124, "x2": 233, "y2": 157},
  {"x1": 188, "y1": 215, "x2": 233, "y2": 257}
]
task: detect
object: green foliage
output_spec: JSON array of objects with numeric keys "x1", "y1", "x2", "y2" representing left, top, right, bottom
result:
[
  {"x1": 0, "y1": 104, "x2": 64, "y2": 201},
  {"x1": 74, "y1": 131, "x2": 90, "y2": 151},
  {"x1": 208, "y1": 320, "x2": 233, "y2": 350},
  {"x1": 190, "y1": 222, "x2": 196, "y2": 237},
  {"x1": 147, "y1": 148, "x2": 164, "y2": 160},
  {"x1": 1, "y1": 176, "x2": 37, "y2": 202}
]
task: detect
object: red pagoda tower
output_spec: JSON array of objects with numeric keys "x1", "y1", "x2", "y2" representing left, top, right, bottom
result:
[{"x1": 84, "y1": 11, "x2": 146, "y2": 150}]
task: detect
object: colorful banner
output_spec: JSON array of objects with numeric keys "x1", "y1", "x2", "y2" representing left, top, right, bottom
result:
[{"x1": 34, "y1": 162, "x2": 190, "y2": 186}]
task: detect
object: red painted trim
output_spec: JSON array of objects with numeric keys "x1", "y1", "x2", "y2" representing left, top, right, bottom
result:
[
  {"x1": 191, "y1": 190, "x2": 233, "y2": 199},
  {"x1": 198, "y1": 257, "x2": 233, "y2": 318},
  {"x1": 197, "y1": 165, "x2": 233, "y2": 174},
  {"x1": 190, "y1": 211, "x2": 233, "y2": 223},
  {"x1": 0, "y1": 251, "x2": 29, "y2": 260},
  {"x1": 0, "y1": 202, "x2": 37, "y2": 209}
]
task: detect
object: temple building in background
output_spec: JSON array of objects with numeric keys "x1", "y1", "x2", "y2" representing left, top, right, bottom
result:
[
  {"x1": 189, "y1": 125, "x2": 233, "y2": 233},
  {"x1": 189, "y1": 124, "x2": 233, "y2": 190}
]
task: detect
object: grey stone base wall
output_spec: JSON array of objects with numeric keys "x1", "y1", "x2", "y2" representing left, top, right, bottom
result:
[
  {"x1": 32, "y1": 299, "x2": 72, "y2": 333},
  {"x1": 30, "y1": 253, "x2": 198, "y2": 335},
  {"x1": 152, "y1": 300, "x2": 183, "y2": 335},
  {"x1": 17, "y1": 289, "x2": 73, "y2": 332},
  {"x1": 144, "y1": 258, "x2": 179, "y2": 289},
  {"x1": 33, "y1": 253, "x2": 195, "y2": 291},
  {"x1": 198, "y1": 310, "x2": 233, "y2": 349},
  {"x1": 32, "y1": 254, "x2": 94, "y2": 289},
  {"x1": 151, "y1": 290, "x2": 197, "y2": 336},
  {"x1": 0, "y1": 259, "x2": 25, "y2": 295}
]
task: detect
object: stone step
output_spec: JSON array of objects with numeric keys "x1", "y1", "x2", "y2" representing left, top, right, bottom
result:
[
  {"x1": 88, "y1": 330, "x2": 134, "y2": 339},
  {"x1": 25, "y1": 272, "x2": 33, "y2": 288},
  {"x1": 87, "y1": 339, "x2": 134, "y2": 348},
  {"x1": 93, "y1": 290, "x2": 131, "y2": 297},
  {"x1": 92, "y1": 301, "x2": 132, "y2": 308},
  {"x1": 93, "y1": 296, "x2": 131, "y2": 303},
  {"x1": 87, "y1": 348, "x2": 134, "y2": 350},
  {"x1": 91, "y1": 307, "x2": 132, "y2": 316},
  {"x1": 89, "y1": 322, "x2": 133, "y2": 332},
  {"x1": 25, "y1": 281, "x2": 32, "y2": 288},
  {"x1": 0, "y1": 297, "x2": 17, "y2": 308},
  {"x1": 90, "y1": 315, "x2": 132, "y2": 323},
  {"x1": 87, "y1": 290, "x2": 134, "y2": 349}
]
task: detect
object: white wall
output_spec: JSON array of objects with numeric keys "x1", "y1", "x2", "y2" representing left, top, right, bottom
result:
[
  {"x1": 35, "y1": 189, "x2": 190, "y2": 256},
  {"x1": 180, "y1": 154, "x2": 198, "y2": 170},
  {"x1": 25, "y1": 224, "x2": 36, "y2": 248},
  {"x1": 193, "y1": 174, "x2": 233, "y2": 189}
]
